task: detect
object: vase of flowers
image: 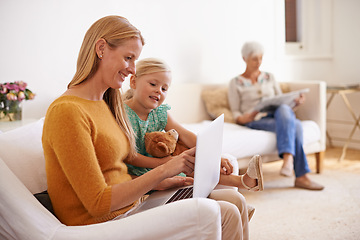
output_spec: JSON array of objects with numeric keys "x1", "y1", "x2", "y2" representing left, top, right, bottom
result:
[{"x1": 0, "y1": 81, "x2": 35, "y2": 121}]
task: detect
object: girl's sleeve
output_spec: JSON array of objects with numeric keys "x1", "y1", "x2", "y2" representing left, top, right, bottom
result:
[
  {"x1": 228, "y1": 78, "x2": 244, "y2": 120},
  {"x1": 44, "y1": 103, "x2": 112, "y2": 217},
  {"x1": 155, "y1": 104, "x2": 171, "y2": 131}
]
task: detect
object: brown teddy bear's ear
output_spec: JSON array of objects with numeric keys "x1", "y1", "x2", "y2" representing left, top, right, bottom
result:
[
  {"x1": 144, "y1": 131, "x2": 177, "y2": 158},
  {"x1": 150, "y1": 142, "x2": 171, "y2": 158}
]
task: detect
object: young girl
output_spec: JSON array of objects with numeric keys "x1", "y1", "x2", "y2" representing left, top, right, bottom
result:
[{"x1": 124, "y1": 58, "x2": 263, "y2": 192}]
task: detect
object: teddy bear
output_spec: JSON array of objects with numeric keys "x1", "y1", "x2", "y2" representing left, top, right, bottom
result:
[{"x1": 144, "y1": 129, "x2": 189, "y2": 158}]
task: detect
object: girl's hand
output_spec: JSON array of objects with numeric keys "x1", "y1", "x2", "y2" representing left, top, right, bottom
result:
[
  {"x1": 153, "y1": 176, "x2": 194, "y2": 190},
  {"x1": 220, "y1": 157, "x2": 233, "y2": 175}
]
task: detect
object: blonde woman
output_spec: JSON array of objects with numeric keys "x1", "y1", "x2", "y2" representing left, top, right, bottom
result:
[{"x1": 42, "y1": 15, "x2": 247, "y2": 239}]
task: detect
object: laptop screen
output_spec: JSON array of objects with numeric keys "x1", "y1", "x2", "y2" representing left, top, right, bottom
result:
[{"x1": 193, "y1": 114, "x2": 224, "y2": 198}]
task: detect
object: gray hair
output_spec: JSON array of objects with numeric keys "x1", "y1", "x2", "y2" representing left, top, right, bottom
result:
[{"x1": 241, "y1": 41, "x2": 264, "y2": 60}]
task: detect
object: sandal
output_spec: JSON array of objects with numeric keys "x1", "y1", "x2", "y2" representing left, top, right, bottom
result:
[
  {"x1": 247, "y1": 204, "x2": 256, "y2": 221},
  {"x1": 241, "y1": 155, "x2": 264, "y2": 191}
]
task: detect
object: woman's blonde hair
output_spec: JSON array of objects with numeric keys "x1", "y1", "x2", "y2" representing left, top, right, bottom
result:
[
  {"x1": 69, "y1": 15, "x2": 145, "y2": 159},
  {"x1": 124, "y1": 58, "x2": 171, "y2": 100}
]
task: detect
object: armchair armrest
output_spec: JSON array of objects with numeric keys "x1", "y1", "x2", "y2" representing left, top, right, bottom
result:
[
  {"x1": 55, "y1": 198, "x2": 221, "y2": 240},
  {"x1": 280, "y1": 80, "x2": 327, "y2": 152},
  {"x1": 0, "y1": 157, "x2": 221, "y2": 240}
]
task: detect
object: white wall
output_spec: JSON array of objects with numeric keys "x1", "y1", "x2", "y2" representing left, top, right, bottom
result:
[
  {"x1": 0, "y1": 0, "x2": 359, "y2": 149},
  {"x1": 0, "y1": 0, "x2": 283, "y2": 118},
  {"x1": 281, "y1": 0, "x2": 360, "y2": 150},
  {"x1": 329, "y1": 0, "x2": 360, "y2": 149}
]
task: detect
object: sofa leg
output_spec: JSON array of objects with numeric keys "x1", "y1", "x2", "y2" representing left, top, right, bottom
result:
[{"x1": 315, "y1": 151, "x2": 324, "y2": 173}]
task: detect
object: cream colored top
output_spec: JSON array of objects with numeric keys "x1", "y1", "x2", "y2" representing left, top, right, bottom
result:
[{"x1": 228, "y1": 72, "x2": 282, "y2": 119}]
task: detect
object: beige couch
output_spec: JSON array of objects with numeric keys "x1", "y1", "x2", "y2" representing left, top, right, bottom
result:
[{"x1": 165, "y1": 80, "x2": 326, "y2": 173}]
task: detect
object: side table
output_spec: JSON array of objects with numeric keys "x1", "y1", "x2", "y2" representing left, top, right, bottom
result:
[
  {"x1": 0, "y1": 119, "x2": 38, "y2": 133},
  {"x1": 326, "y1": 85, "x2": 360, "y2": 161}
]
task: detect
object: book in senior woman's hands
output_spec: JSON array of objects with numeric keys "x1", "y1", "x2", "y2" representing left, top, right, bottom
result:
[{"x1": 254, "y1": 88, "x2": 310, "y2": 112}]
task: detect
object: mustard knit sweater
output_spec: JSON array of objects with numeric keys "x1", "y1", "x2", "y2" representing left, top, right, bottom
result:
[{"x1": 42, "y1": 96, "x2": 135, "y2": 226}]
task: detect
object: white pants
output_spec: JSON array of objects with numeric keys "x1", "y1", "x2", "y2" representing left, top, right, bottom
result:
[{"x1": 210, "y1": 189, "x2": 249, "y2": 240}]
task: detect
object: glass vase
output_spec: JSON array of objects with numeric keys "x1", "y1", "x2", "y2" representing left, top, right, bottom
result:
[{"x1": 0, "y1": 100, "x2": 22, "y2": 122}]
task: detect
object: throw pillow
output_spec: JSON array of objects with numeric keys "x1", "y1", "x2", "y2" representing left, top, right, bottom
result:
[
  {"x1": 279, "y1": 82, "x2": 291, "y2": 93},
  {"x1": 201, "y1": 88, "x2": 235, "y2": 123},
  {"x1": 0, "y1": 118, "x2": 47, "y2": 194}
]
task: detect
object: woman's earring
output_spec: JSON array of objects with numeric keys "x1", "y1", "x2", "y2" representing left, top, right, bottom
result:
[{"x1": 99, "y1": 55, "x2": 103, "y2": 59}]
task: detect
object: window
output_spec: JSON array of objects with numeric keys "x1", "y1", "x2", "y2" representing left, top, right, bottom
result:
[
  {"x1": 285, "y1": 0, "x2": 303, "y2": 53},
  {"x1": 284, "y1": 0, "x2": 332, "y2": 58},
  {"x1": 285, "y1": 0, "x2": 300, "y2": 42}
]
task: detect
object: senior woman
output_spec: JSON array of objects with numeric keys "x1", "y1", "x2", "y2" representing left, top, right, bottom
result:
[{"x1": 228, "y1": 41, "x2": 324, "y2": 191}]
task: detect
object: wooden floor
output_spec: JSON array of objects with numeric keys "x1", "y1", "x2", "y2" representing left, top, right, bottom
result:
[
  {"x1": 307, "y1": 146, "x2": 360, "y2": 174},
  {"x1": 323, "y1": 146, "x2": 360, "y2": 160}
]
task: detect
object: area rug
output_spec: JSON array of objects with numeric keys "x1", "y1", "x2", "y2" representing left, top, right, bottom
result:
[{"x1": 241, "y1": 147, "x2": 360, "y2": 240}]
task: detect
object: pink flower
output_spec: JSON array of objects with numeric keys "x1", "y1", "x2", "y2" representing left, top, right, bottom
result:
[
  {"x1": 5, "y1": 83, "x2": 20, "y2": 92},
  {"x1": 16, "y1": 81, "x2": 27, "y2": 91},
  {"x1": 1, "y1": 81, "x2": 35, "y2": 105}
]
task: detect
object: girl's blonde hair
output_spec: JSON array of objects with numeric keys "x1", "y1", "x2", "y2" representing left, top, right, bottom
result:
[
  {"x1": 135, "y1": 58, "x2": 171, "y2": 78},
  {"x1": 124, "y1": 58, "x2": 171, "y2": 100},
  {"x1": 69, "y1": 15, "x2": 145, "y2": 159}
]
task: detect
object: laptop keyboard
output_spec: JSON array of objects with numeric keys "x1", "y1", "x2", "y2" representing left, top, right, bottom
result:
[{"x1": 165, "y1": 186, "x2": 193, "y2": 204}]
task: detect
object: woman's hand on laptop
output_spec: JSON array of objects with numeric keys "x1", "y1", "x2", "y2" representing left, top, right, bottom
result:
[
  {"x1": 153, "y1": 176, "x2": 194, "y2": 190},
  {"x1": 161, "y1": 147, "x2": 196, "y2": 176}
]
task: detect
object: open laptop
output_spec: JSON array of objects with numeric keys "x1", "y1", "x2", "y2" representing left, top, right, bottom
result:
[{"x1": 129, "y1": 114, "x2": 224, "y2": 215}]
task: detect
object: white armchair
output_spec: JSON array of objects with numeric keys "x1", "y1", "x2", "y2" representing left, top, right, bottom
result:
[{"x1": 0, "y1": 119, "x2": 222, "y2": 240}]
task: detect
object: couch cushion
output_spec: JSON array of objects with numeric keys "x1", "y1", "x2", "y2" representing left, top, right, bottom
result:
[
  {"x1": 201, "y1": 84, "x2": 293, "y2": 124},
  {"x1": 0, "y1": 118, "x2": 47, "y2": 194},
  {"x1": 183, "y1": 120, "x2": 321, "y2": 160},
  {"x1": 201, "y1": 88, "x2": 235, "y2": 123}
]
